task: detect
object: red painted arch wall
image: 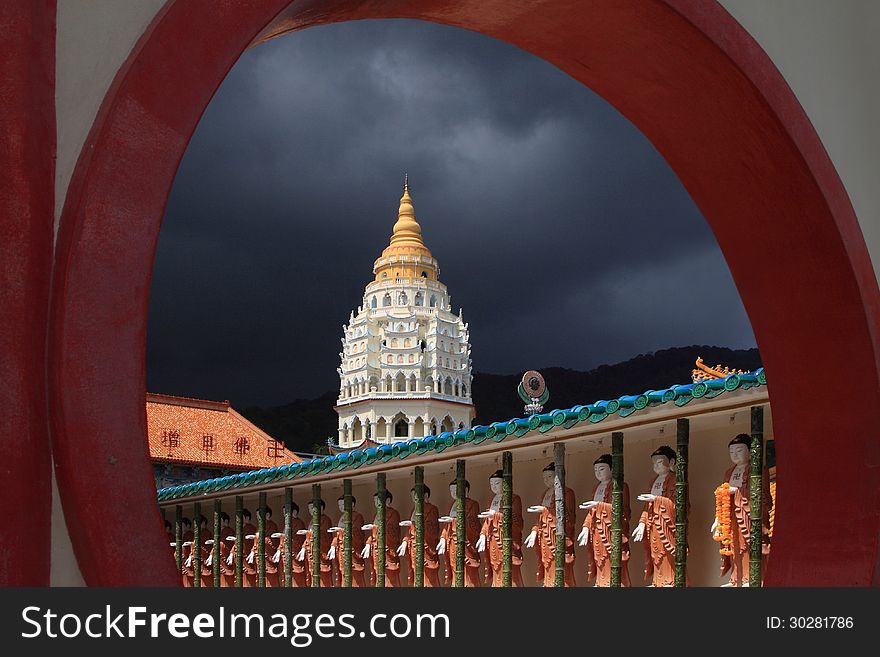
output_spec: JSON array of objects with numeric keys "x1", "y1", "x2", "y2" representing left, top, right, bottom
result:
[
  {"x1": 10, "y1": 0, "x2": 878, "y2": 585},
  {"x1": 0, "y1": 0, "x2": 55, "y2": 586}
]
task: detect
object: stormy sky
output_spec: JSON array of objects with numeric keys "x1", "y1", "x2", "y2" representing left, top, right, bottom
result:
[{"x1": 146, "y1": 20, "x2": 756, "y2": 408}]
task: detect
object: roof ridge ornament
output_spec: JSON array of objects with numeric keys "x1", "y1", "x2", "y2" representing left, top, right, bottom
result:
[
  {"x1": 691, "y1": 356, "x2": 747, "y2": 383},
  {"x1": 518, "y1": 370, "x2": 549, "y2": 414}
]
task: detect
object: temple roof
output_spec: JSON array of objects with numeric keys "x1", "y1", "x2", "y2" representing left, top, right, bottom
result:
[
  {"x1": 158, "y1": 368, "x2": 765, "y2": 501},
  {"x1": 147, "y1": 393, "x2": 302, "y2": 470}
]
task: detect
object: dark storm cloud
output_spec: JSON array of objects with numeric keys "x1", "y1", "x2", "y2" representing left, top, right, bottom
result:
[{"x1": 147, "y1": 20, "x2": 756, "y2": 407}]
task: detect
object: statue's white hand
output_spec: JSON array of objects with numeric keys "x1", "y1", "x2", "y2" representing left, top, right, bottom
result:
[
  {"x1": 328, "y1": 545, "x2": 336, "y2": 560},
  {"x1": 399, "y1": 520, "x2": 412, "y2": 527},
  {"x1": 579, "y1": 501, "x2": 599, "y2": 510},
  {"x1": 632, "y1": 522, "x2": 646, "y2": 542},
  {"x1": 477, "y1": 510, "x2": 495, "y2": 519},
  {"x1": 436, "y1": 538, "x2": 446, "y2": 554},
  {"x1": 524, "y1": 530, "x2": 537, "y2": 548},
  {"x1": 577, "y1": 527, "x2": 589, "y2": 546},
  {"x1": 226, "y1": 552, "x2": 234, "y2": 566},
  {"x1": 396, "y1": 540, "x2": 407, "y2": 556},
  {"x1": 361, "y1": 523, "x2": 375, "y2": 531},
  {"x1": 475, "y1": 534, "x2": 486, "y2": 552},
  {"x1": 710, "y1": 518, "x2": 719, "y2": 535},
  {"x1": 296, "y1": 547, "x2": 306, "y2": 562},
  {"x1": 527, "y1": 505, "x2": 545, "y2": 513},
  {"x1": 272, "y1": 548, "x2": 281, "y2": 563},
  {"x1": 637, "y1": 494, "x2": 656, "y2": 502},
  {"x1": 360, "y1": 544, "x2": 371, "y2": 559},
  {"x1": 296, "y1": 529, "x2": 309, "y2": 536}
]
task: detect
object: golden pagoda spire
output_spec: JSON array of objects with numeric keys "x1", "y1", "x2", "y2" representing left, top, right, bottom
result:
[{"x1": 390, "y1": 174, "x2": 424, "y2": 247}]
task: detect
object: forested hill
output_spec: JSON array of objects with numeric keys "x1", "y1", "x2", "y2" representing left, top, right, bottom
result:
[{"x1": 240, "y1": 345, "x2": 761, "y2": 454}]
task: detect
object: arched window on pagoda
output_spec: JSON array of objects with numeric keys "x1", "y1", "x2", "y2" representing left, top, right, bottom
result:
[
  {"x1": 415, "y1": 292, "x2": 423, "y2": 306},
  {"x1": 429, "y1": 295, "x2": 436, "y2": 308},
  {"x1": 398, "y1": 292, "x2": 408, "y2": 305},
  {"x1": 421, "y1": 271, "x2": 428, "y2": 278},
  {"x1": 383, "y1": 293, "x2": 391, "y2": 307},
  {"x1": 394, "y1": 419, "x2": 409, "y2": 438},
  {"x1": 371, "y1": 297, "x2": 377, "y2": 309}
]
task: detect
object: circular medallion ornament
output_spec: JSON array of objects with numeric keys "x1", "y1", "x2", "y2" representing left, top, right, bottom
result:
[{"x1": 522, "y1": 370, "x2": 546, "y2": 399}]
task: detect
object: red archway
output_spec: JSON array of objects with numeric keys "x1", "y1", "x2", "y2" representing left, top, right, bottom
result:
[{"x1": 47, "y1": 0, "x2": 880, "y2": 585}]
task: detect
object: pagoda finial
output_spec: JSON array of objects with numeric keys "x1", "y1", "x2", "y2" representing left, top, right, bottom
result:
[{"x1": 390, "y1": 174, "x2": 423, "y2": 246}]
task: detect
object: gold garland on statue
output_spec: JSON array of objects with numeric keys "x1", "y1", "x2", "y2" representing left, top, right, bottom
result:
[
  {"x1": 769, "y1": 481, "x2": 777, "y2": 538},
  {"x1": 713, "y1": 483, "x2": 734, "y2": 556}
]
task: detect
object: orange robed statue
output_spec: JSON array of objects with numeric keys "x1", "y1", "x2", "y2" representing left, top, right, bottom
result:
[
  {"x1": 398, "y1": 485, "x2": 442, "y2": 587},
  {"x1": 298, "y1": 499, "x2": 334, "y2": 587},
  {"x1": 362, "y1": 491, "x2": 402, "y2": 587},
  {"x1": 439, "y1": 479, "x2": 482, "y2": 587},
  {"x1": 712, "y1": 433, "x2": 772, "y2": 586},
  {"x1": 578, "y1": 454, "x2": 632, "y2": 587},
  {"x1": 525, "y1": 462, "x2": 576, "y2": 587},
  {"x1": 271, "y1": 502, "x2": 307, "y2": 587},
  {"x1": 179, "y1": 517, "x2": 195, "y2": 587},
  {"x1": 212, "y1": 512, "x2": 236, "y2": 587},
  {"x1": 328, "y1": 495, "x2": 367, "y2": 587},
  {"x1": 633, "y1": 446, "x2": 685, "y2": 587},
  {"x1": 477, "y1": 469, "x2": 524, "y2": 587},
  {"x1": 181, "y1": 515, "x2": 212, "y2": 587},
  {"x1": 247, "y1": 506, "x2": 280, "y2": 587},
  {"x1": 227, "y1": 509, "x2": 258, "y2": 587}
]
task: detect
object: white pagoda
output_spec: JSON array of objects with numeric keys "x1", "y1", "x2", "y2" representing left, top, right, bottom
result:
[{"x1": 334, "y1": 177, "x2": 475, "y2": 447}]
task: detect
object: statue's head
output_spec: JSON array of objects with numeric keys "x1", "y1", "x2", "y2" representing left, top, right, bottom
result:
[
  {"x1": 542, "y1": 462, "x2": 558, "y2": 488},
  {"x1": 199, "y1": 515, "x2": 208, "y2": 529},
  {"x1": 337, "y1": 495, "x2": 357, "y2": 513},
  {"x1": 410, "y1": 485, "x2": 431, "y2": 501},
  {"x1": 373, "y1": 491, "x2": 392, "y2": 509},
  {"x1": 164, "y1": 520, "x2": 172, "y2": 533},
  {"x1": 448, "y1": 479, "x2": 470, "y2": 499},
  {"x1": 261, "y1": 506, "x2": 272, "y2": 521},
  {"x1": 290, "y1": 502, "x2": 300, "y2": 519},
  {"x1": 242, "y1": 509, "x2": 252, "y2": 523},
  {"x1": 488, "y1": 470, "x2": 504, "y2": 495},
  {"x1": 220, "y1": 512, "x2": 230, "y2": 527},
  {"x1": 308, "y1": 499, "x2": 326, "y2": 515},
  {"x1": 728, "y1": 434, "x2": 751, "y2": 466},
  {"x1": 593, "y1": 454, "x2": 613, "y2": 483},
  {"x1": 650, "y1": 446, "x2": 676, "y2": 476}
]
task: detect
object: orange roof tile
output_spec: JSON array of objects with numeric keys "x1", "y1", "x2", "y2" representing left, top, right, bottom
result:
[{"x1": 146, "y1": 393, "x2": 302, "y2": 469}]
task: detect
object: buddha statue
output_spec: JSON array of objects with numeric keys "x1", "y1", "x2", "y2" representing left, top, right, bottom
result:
[
  {"x1": 361, "y1": 491, "x2": 402, "y2": 587},
  {"x1": 524, "y1": 462, "x2": 576, "y2": 587},
  {"x1": 578, "y1": 454, "x2": 632, "y2": 586},
  {"x1": 711, "y1": 433, "x2": 772, "y2": 586},
  {"x1": 476, "y1": 469, "x2": 524, "y2": 587},
  {"x1": 398, "y1": 485, "x2": 441, "y2": 587},
  {"x1": 270, "y1": 502, "x2": 307, "y2": 587},
  {"x1": 632, "y1": 446, "x2": 683, "y2": 587},
  {"x1": 438, "y1": 479, "x2": 482, "y2": 587},
  {"x1": 297, "y1": 499, "x2": 334, "y2": 587},
  {"x1": 328, "y1": 495, "x2": 367, "y2": 587}
]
